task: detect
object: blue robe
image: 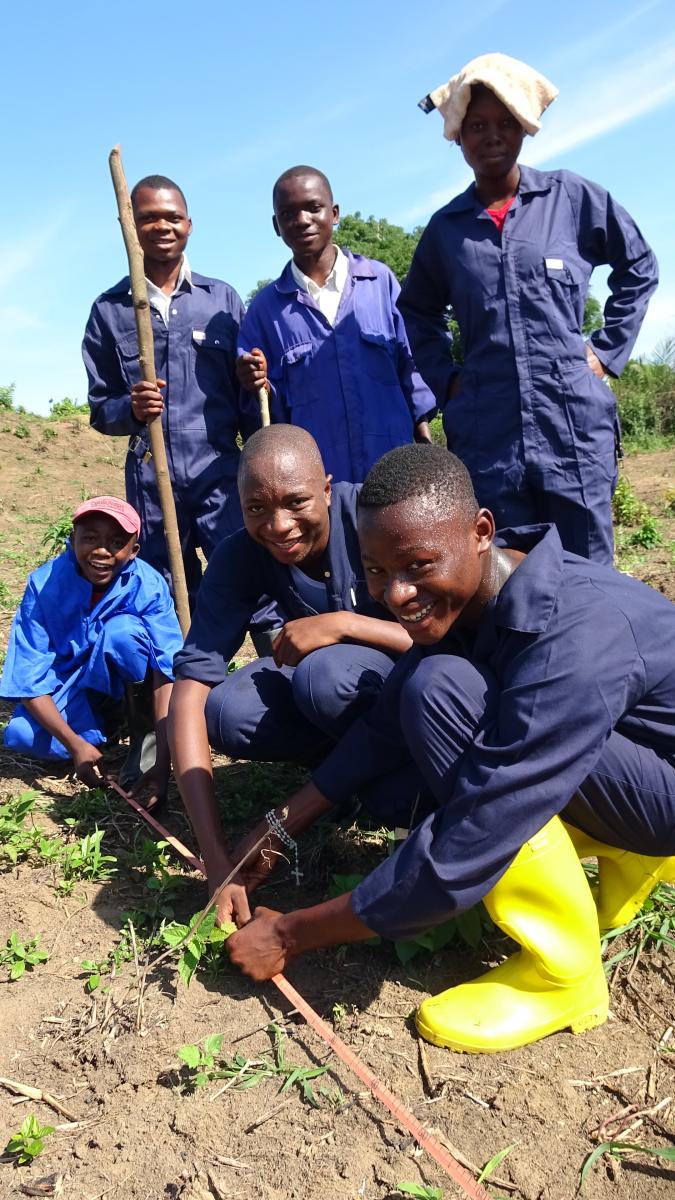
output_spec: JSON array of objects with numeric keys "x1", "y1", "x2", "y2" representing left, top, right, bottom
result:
[{"x1": 1, "y1": 546, "x2": 183, "y2": 759}]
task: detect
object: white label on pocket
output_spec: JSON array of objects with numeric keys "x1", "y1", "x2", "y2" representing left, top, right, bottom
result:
[
  {"x1": 545, "y1": 258, "x2": 564, "y2": 270},
  {"x1": 193, "y1": 330, "x2": 205, "y2": 342}
]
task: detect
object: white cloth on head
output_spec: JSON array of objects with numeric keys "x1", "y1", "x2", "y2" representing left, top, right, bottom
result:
[{"x1": 427, "y1": 52, "x2": 558, "y2": 142}]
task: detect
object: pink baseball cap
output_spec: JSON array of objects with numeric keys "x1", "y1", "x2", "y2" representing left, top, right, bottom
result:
[{"x1": 73, "y1": 496, "x2": 141, "y2": 536}]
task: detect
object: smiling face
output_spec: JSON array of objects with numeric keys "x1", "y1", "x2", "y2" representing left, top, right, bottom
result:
[
  {"x1": 272, "y1": 173, "x2": 338, "y2": 261},
  {"x1": 358, "y1": 499, "x2": 495, "y2": 644},
  {"x1": 239, "y1": 451, "x2": 332, "y2": 571},
  {"x1": 72, "y1": 514, "x2": 139, "y2": 588},
  {"x1": 458, "y1": 86, "x2": 524, "y2": 180},
  {"x1": 132, "y1": 186, "x2": 192, "y2": 269}
]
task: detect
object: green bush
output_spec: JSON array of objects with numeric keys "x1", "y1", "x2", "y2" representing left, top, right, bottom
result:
[
  {"x1": 49, "y1": 397, "x2": 88, "y2": 418},
  {"x1": 613, "y1": 360, "x2": 675, "y2": 448},
  {"x1": 0, "y1": 383, "x2": 15, "y2": 411}
]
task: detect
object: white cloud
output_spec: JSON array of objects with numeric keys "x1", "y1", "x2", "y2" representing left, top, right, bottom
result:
[{"x1": 0, "y1": 211, "x2": 68, "y2": 290}]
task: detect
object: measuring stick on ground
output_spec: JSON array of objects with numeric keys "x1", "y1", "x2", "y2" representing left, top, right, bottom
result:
[{"x1": 106, "y1": 778, "x2": 491, "y2": 1200}]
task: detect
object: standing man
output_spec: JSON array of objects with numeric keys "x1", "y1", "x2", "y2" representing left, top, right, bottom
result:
[
  {"x1": 236, "y1": 166, "x2": 435, "y2": 483},
  {"x1": 83, "y1": 175, "x2": 260, "y2": 602}
]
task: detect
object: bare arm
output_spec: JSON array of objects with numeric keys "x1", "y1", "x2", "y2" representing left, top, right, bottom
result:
[
  {"x1": 272, "y1": 611, "x2": 411, "y2": 668},
  {"x1": 168, "y1": 677, "x2": 249, "y2": 923},
  {"x1": 22, "y1": 695, "x2": 105, "y2": 787},
  {"x1": 228, "y1": 891, "x2": 373, "y2": 981}
]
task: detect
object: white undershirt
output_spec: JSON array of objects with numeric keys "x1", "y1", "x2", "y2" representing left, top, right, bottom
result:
[
  {"x1": 290, "y1": 244, "x2": 349, "y2": 327},
  {"x1": 142, "y1": 255, "x2": 192, "y2": 326}
]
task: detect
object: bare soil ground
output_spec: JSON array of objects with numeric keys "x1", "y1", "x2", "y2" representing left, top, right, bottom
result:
[{"x1": 0, "y1": 412, "x2": 673, "y2": 1200}]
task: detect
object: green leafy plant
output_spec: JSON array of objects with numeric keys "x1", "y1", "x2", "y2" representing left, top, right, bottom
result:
[
  {"x1": 4, "y1": 1114, "x2": 54, "y2": 1165},
  {"x1": 48, "y1": 396, "x2": 88, "y2": 418},
  {"x1": 601, "y1": 880, "x2": 675, "y2": 974},
  {"x1": 612, "y1": 476, "x2": 644, "y2": 526},
  {"x1": 57, "y1": 828, "x2": 117, "y2": 893},
  {"x1": 580, "y1": 1140, "x2": 675, "y2": 1190},
  {"x1": 14, "y1": 423, "x2": 30, "y2": 439},
  {"x1": 629, "y1": 513, "x2": 662, "y2": 548},
  {"x1": 0, "y1": 791, "x2": 42, "y2": 866},
  {"x1": 0, "y1": 932, "x2": 48, "y2": 980},
  {"x1": 0, "y1": 383, "x2": 16, "y2": 411},
  {"x1": 161, "y1": 910, "x2": 236, "y2": 985},
  {"x1": 176, "y1": 1024, "x2": 329, "y2": 1105},
  {"x1": 40, "y1": 506, "x2": 73, "y2": 561}
]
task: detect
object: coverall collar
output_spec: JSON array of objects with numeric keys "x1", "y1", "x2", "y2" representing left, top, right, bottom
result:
[
  {"x1": 275, "y1": 249, "x2": 378, "y2": 297},
  {"x1": 442, "y1": 164, "x2": 554, "y2": 216},
  {"x1": 490, "y1": 523, "x2": 564, "y2": 634}
]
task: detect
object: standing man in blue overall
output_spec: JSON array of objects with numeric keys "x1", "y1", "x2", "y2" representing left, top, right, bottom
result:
[
  {"x1": 83, "y1": 175, "x2": 260, "y2": 602},
  {"x1": 236, "y1": 166, "x2": 435, "y2": 483},
  {"x1": 398, "y1": 54, "x2": 658, "y2": 563}
]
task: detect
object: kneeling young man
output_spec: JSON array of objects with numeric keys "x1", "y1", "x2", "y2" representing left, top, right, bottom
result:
[
  {"x1": 1, "y1": 497, "x2": 183, "y2": 808},
  {"x1": 225, "y1": 444, "x2": 675, "y2": 1054},
  {"x1": 168, "y1": 425, "x2": 412, "y2": 901}
]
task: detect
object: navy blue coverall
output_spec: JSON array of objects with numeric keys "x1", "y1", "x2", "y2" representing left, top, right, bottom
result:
[
  {"x1": 238, "y1": 251, "x2": 435, "y2": 483},
  {"x1": 173, "y1": 483, "x2": 402, "y2": 761},
  {"x1": 398, "y1": 167, "x2": 658, "y2": 564},
  {"x1": 82, "y1": 272, "x2": 261, "y2": 599},
  {"x1": 311, "y1": 525, "x2": 675, "y2": 941}
]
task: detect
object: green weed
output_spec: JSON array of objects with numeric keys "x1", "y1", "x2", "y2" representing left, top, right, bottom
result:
[
  {"x1": 14, "y1": 423, "x2": 30, "y2": 439},
  {"x1": 41, "y1": 426, "x2": 57, "y2": 442},
  {"x1": 40, "y1": 506, "x2": 73, "y2": 561},
  {"x1": 477, "y1": 1144, "x2": 516, "y2": 1186},
  {"x1": 629, "y1": 513, "x2": 662, "y2": 548},
  {"x1": 57, "y1": 829, "x2": 117, "y2": 893},
  {"x1": 602, "y1": 880, "x2": 675, "y2": 975},
  {"x1": 0, "y1": 932, "x2": 48, "y2": 980},
  {"x1": 176, "y1": 1023, "x2": 329, "y2": 1105},
  {"x1": 161, "y1": 909, "x2": 236, "y2": 986},
  {"x1": 3, "y1": 1114, "x2": 54, "y2": 1165},
  {"x1": 0, "y1": 383, "x2": 16, "y2": 411},
  {"x1": 580, "y1": 1140, "x2": 675, "y2": 1190},
  {"x1": 0, "y1": 791, "x2": 42, "y2": 866},
  {"x1": 0, "y1": 579, "x2": 17, "y2": 610},
  {"x1": 612, "y1": 476, "x2": 644, "y2": 526}
]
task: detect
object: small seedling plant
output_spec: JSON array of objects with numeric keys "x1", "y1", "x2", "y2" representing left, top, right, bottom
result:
[
  {"x1": 3, "y1": 1114, "x2": 54, "y2": 1165},
  {"x1": 57, "y1": 828, "x2": 117, "y2": 894},
  {"x1": 601, "y1": 880, "x2": 675, "y2": 975},
  {"x1": 580, "y1": 1140, "x2": 675, "y2": 1190},
  {"x1": 177, "y1": 1024, "x2": 329, "y2": 1105},
  {"x1": 161, "y1": 909, "x2": 236, "y2": 985},
  {"x1": 0, "y1": 932, "x2": 48, "y2": 981},
  {"x1": 0, "y1": 791, "x2": 42, "y2": 866}
]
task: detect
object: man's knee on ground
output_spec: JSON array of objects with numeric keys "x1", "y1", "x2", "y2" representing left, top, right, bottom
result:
[
  {"x1": 399, "y1": 653, "x2": 496, "y2": 748},
  {"x1": 98, "y1": 614, "x2": 151, "y2": 682}
]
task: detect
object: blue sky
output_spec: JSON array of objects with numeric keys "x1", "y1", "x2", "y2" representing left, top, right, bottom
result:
[{"x1": 3, "y1": 0, "x2": 675, "y2": 414}]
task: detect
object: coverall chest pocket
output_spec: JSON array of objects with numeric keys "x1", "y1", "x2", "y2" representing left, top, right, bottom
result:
[
  {"x1": 116, "y1": 332, "x2": 143, "y2": 389},
  {"x1": 192, "y1": 330, "x2": 235, "y2": 402},
  {"x1": 277, "y1": 342, "x2": 314, "y2": 408},
  {"x1": 358, "y1": 329, "x2": 397, "y2": 384},
  {"x1": 542, "y1": 257, "x2": 587, "y2": 337}
]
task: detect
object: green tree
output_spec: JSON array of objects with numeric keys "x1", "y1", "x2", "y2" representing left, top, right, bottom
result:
[
  {"x1": 583, "y1": 293, "x2": 603, "y2": 335},
  {"x1": 334, "y1": 212, "x2": 423, "y2": 283},
  {"x1": 0, "y1": 383, "x2": 15, "y2": 411},
  {"x1": 246, "y1": 278, "x2": 273, "y2": 305}
]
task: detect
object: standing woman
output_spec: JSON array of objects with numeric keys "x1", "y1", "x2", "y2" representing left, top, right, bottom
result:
[{"x1": 399, "y1": 53, "x2": 658, "y2": 563}]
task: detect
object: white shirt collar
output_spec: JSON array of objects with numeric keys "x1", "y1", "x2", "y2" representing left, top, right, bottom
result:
[{"x1": 290, "y1": 245, "x2": 349, "y2": 326}]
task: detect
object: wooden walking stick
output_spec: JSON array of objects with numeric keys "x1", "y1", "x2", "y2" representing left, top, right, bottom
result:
[{"x1": 108, "y1": 145, "x2": 191, "y2": 636}]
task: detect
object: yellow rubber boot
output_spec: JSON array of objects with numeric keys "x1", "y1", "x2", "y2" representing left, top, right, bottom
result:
[
  {"x1": 564, "y1": 823, "x2": 675, "y2": 931},
  {"x1": 415, "y1": 817, "x2": 608, "y2": 1053}
]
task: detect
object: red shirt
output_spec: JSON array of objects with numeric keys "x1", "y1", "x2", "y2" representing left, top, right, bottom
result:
[{"x1": 486, "y1": 196, "x2": 515, "y2": 234}]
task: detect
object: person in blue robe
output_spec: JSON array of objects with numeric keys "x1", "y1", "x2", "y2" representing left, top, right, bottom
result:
[{"x1": 1, "y1": 497, "x2": 183, "y2": 806}]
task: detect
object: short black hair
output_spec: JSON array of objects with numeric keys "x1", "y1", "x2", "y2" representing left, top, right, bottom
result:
[
  {"x1": 131, "y1": 175, "x2": 188, "y2": 211},
  {"x1": 238, "y1": 424, "x2": 326, "y2": 483},
  {"x1": 272, "y1": 165, "x2": 333, "y2": 208},
  {"x1": 358, "y1": 444, "x2": 478, "y2": 520}
]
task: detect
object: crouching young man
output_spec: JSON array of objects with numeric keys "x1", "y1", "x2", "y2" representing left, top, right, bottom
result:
[
  {"x1": 1, "y1": 497, "x2": 183, "y2": 809},
  {"x1": 224, "y1": 445, "x2": 675, "y2": 1054},
  {"x1": 168, "y1": 425, "x2": 412, "y2": 903}
]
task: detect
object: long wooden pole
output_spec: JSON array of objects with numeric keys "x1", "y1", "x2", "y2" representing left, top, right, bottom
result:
[{"x1": 108, "y1": 145, "x2": 191, "y2": 636}]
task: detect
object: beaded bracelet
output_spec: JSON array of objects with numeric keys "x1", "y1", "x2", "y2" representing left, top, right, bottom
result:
[{"x1": 265, "y1": 808, "x2": 303, "y2": 885}]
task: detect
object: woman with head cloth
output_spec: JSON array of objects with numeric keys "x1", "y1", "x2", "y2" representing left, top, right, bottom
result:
[{"x1": 398, "y1": 52, "x2": 658, "y2": 564}]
